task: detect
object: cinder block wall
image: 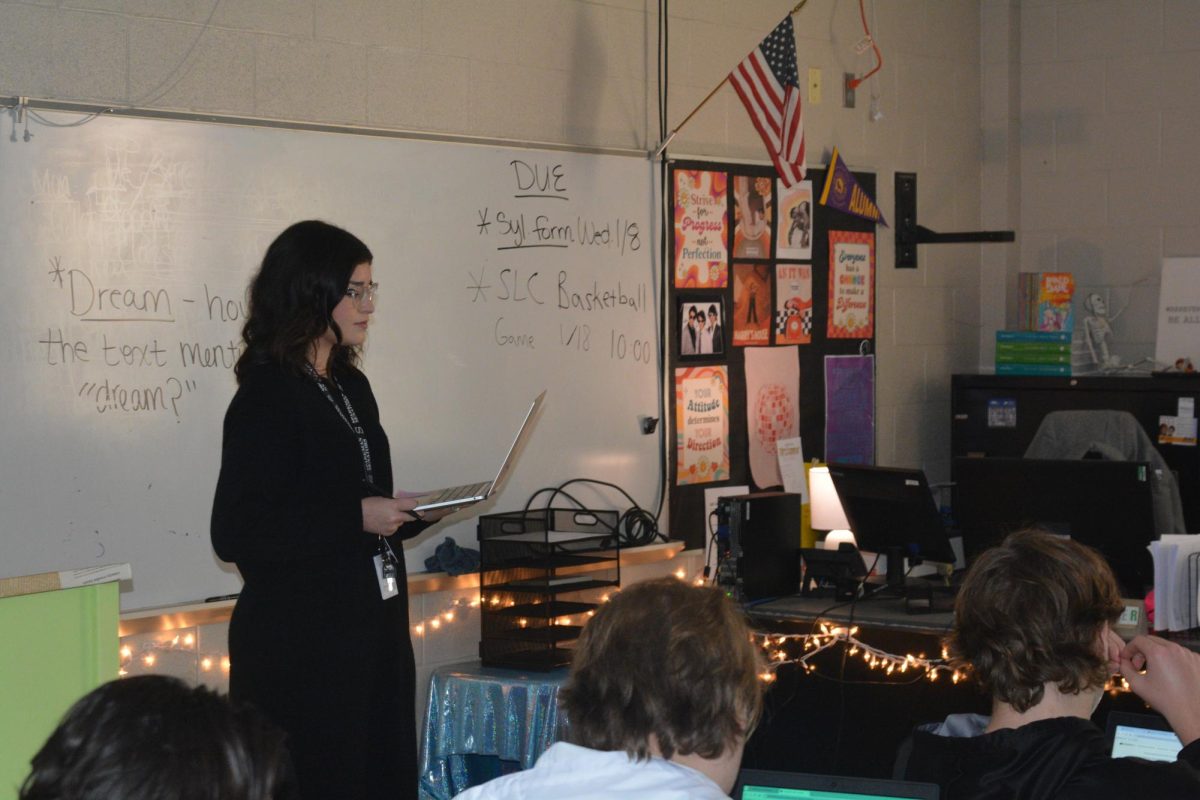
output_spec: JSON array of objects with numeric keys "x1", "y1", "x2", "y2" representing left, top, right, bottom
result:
[{"x1": 983, "y1": 0, "x2": 1200, "y2": 368}]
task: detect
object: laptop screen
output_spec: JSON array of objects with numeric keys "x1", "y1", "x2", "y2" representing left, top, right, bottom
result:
[
  {"x1": 735, "y1": 769, "x2": 939, "y2": 800},
  {"x1": 1107, "y1": 712, "x2": 1182, "y2": 762}
]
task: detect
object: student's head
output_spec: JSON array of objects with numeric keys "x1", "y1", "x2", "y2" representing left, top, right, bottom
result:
[
  {"x1": 560, "y1": 578, "x2": 764, "y2": 769},
  {"x1": 708, "y1": 305, "x2": 718, "y2": 323},
  {"x1": 236, "y1": 220, "x2": 373, "y2": 382},
  {"x1": 949, "y1": 529, "x2": 1123, "y2": 713},
  {"x1": 20, "y1": 675, "x2": 294, "y2": 800}
]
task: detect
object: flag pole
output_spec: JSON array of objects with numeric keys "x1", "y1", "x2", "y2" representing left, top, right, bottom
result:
[{"x1": 651, "y1": 0, "x2": 808, "y2": 161}]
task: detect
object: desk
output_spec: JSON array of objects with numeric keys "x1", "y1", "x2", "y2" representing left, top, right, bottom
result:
[
  {"x1": 744, "y1": 593, "x2": 982, "y2": 779},
  {"x1": 749, "y1": 593, "x2": 955, "y2": 635},
  {"x1": 743, "y1": 592, "x2": 1184, "y2": 778},
  {"x1": 418, "y1": 660, "x2": 568, "y2": 800}
]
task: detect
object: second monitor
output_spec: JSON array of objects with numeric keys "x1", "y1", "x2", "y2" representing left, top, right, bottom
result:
[
  {"x1": 953, "y1": 456, "x2": 1156, "y2": 595},
  {"x1": 827, "y1": 464, "x2": 957, "y2": 589}
]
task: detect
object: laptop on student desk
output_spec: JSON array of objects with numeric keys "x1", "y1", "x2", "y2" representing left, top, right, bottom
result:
[
  {"x1": 412, "y1": 390, "x2": 545, "y2": 513},
  {"x1": 1106, "y1": 711, "x2": 1183, "y2": 762},
  {"x1": 735, "y1": 769, "x2": 939, "y2": 799}
]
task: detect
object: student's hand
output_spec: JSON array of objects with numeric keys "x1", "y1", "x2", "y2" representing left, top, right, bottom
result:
[
  {"x1": 361, "y1": 494, "x2": 422, "y2": 536},
  {"x1": 1119, "y1": 635, "x2": 1200, "y2": 746},
  {"x1": 1101, "y1": 625, "x2": 1125, "y2": 674}
]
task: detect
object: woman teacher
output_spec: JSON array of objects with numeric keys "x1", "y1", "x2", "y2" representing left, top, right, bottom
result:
[{"x1": 212, "y1": 220, "x2": 447, "y2": 799}]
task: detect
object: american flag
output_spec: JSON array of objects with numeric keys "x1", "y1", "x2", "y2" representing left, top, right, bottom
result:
[{"x1": 729, "y1": 15, "x2": 806, "y2": 186}]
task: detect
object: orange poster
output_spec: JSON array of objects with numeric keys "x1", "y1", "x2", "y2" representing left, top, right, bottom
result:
[
  {"x1": 775, "y1": 263, "x2": 812, "y2": 345},
  {"x1": 675, "y1": 366, "x2": 730, "y2": 485},
  {"x1": 733, "y1": 264, "x2": 771, "y2": 347},
  {"x1": 673, "y1": 170, "x2": 728, "y2": 288},
  {"x1": 827, "y1": 230, "x2": 874, "y2": 339}
]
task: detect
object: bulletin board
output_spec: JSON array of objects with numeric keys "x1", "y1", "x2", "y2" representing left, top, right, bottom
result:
[{"x1": 668, "y1": 160, "x2": 878, "y2": 551}]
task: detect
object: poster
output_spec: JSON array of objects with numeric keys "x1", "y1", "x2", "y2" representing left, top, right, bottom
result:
[
  {"x1": 776, "y1": 179, "x2": 813, "y2": 260},
  {"x1": 775, "y1": 263, "x2": 812, "y2": 345},
  {"x1": 824, "y1": 354, "x2": 875, "y2": 465},
  {"x1": 1155, "y1": 257, "x2": 1200, "y2": 370},
  {"x1": 745, "y1": 347, "x2": 800, "y2": 489},
  {"x1": 732, "y1": 174, "x2": 773, "y2": 259},
  {"x1": 827, "y1": 230, "x2": 874, "y2": 339},
  {"x1": 675, "y1": 366, "x2": 730, "y2": 485},
  {"x1": 674, "y1": 169, "x2": 728, "y2": 288},
  {"x1": 732, "y1": 264, "x2": 771, "y2": 347}
]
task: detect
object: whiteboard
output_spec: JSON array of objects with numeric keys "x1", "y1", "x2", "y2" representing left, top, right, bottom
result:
[{"x1": 0, "y1": 111, "x2": 660, "y2": 611}]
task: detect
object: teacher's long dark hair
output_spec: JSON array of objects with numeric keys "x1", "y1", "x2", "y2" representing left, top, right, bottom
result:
[{"x1": 235, "y1": 220, "x2": 372, "y2": 383}]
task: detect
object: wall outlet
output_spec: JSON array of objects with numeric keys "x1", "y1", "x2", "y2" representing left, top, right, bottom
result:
[{"x1": 843, "y1": 73, "x2": 856, "y2": 108}]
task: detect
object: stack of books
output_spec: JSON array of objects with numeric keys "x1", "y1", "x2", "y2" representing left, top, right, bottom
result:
[
  {"x1": 1018, "y1": 272, "x2": 1075, "y2": 333},
  {"x1": 995, "y1": 330, "x2": 1073, "y2": 376}
]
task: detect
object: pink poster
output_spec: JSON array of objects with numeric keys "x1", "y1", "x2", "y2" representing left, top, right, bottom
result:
[
  {"x1": 674, "y1": 170, "x2": 729, "y2": 288},
  {"x1": 675, "y1": 366, "x2": 730, "y2": 485},
  {"x1": 827, "y1": 230, "x2": 875, "y2": 339},
  {"x1": 745, "y1": 347, "x2": 800, "y2": 489}
]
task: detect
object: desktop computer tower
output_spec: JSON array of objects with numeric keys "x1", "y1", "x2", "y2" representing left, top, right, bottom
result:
[{"x1": 716, "y1": 491, "x2": 801, "y2": 601}]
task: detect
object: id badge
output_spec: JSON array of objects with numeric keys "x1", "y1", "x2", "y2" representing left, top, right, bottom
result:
[{"x1": 373, "y1": 553, "x2": 399, "y2": 600}]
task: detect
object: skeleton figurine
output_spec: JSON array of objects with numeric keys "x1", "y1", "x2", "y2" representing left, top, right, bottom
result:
[{"x1": 1083, "y1": 292, "x2": 1123, "y2": 369}]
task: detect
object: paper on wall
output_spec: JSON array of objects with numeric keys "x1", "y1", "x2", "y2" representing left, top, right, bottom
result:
[
  {"x1": 1155, "y1": 257, "x2": 1200, "y2": 369},
  {"x1": 745, "y1": 347, "x2": 800, "y2": 489},
  {"x1": 776, "y1": 437, "x2": 808, "y2": 502}
]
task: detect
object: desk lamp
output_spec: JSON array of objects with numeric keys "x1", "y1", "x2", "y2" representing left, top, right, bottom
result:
[{"x1": 809, "y1": 466, "x2": 854, "y2": 550}]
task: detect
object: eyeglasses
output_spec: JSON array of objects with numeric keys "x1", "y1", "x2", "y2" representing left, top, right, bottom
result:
[{"x1": 345, "y1": 281, "x2": 379, "y2": 309}]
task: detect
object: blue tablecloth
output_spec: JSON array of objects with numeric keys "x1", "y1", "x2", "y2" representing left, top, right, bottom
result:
[{"x1": 418, "y1": 660, "x2": 569, "y2": 800}]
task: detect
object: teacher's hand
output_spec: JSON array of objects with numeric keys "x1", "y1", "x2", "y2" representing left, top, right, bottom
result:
[{"x1": 362, "y1": 494, "x2": 422, "y2": 536}]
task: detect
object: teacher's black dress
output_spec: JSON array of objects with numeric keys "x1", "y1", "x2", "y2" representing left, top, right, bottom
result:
[{"x1": 211, "y1": 361, "x2": 426, "y2": 800}]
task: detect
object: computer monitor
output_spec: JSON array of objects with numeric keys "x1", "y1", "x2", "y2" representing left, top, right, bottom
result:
[
  {"x1": 827, "y1": 465, "x2": 958, "y2": 588},
  {"x1": 952, "y1": 457, "x2": 1156, "y2": 595}
]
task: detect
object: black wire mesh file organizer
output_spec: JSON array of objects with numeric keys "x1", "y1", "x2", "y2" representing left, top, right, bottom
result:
[{"x1": 477, "y1": 508, "x2": 620, "y2": 670}]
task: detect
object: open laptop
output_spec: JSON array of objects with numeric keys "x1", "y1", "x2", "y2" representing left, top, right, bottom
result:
[
  {"x1": 1106, "y1": 711, "x2": 1183, "y2": 762},
  {"x1": 413, "y1": 390, "x2": 545, "y2": 512},
  {"x1": 735, "y1": 769, "x2": 939, "y2": 799}
]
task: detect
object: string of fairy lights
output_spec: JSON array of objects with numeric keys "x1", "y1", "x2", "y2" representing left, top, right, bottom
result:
[
  {"x1": 753, "y1": 623, "x2": 961, "y2": 685},
  {"x1": 118, "y1": 631, "x2": 230, "y2": 678},
  {"x1": 115, "y1": 567, "x2": 1130, "y2": 697}
]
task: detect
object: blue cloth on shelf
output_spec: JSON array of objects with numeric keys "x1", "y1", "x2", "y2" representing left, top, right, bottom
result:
[{"x1": 423, "y1": 537, "x2": 481, "y2": 576}]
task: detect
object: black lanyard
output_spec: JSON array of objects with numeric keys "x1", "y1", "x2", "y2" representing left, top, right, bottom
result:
[
  {"x1": 304, "y1": 363, "x2": 375, "y2": 488},
  {"x1": 304, "y1": 362, "x2": 400, "y2": 566}
]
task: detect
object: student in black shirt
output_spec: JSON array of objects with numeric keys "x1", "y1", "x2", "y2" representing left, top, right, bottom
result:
[{"x1": 895, "y1": 529, "x2": 1200, "y2": 799}]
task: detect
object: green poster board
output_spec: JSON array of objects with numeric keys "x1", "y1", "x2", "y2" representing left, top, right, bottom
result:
[{"x1": 0, "y1": 583, "x2": 118, "y2": 798}]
